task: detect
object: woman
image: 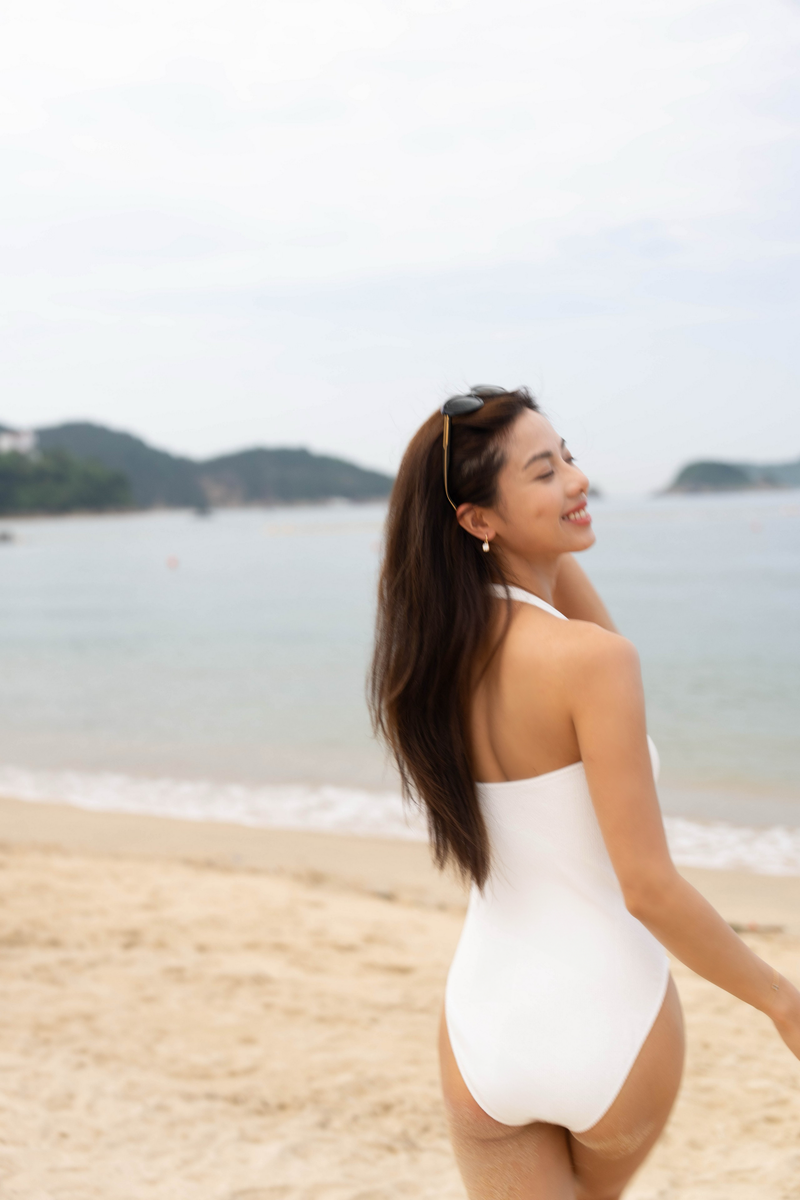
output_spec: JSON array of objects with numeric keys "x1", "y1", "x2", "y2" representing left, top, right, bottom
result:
[{"x1": 370, "y1": 387, "x2": 800, "y2": 1198}]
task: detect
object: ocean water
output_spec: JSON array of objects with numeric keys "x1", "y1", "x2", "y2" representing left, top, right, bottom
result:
[{"x1": 0, "y1": 491, "x2": 798, "y2": 873}]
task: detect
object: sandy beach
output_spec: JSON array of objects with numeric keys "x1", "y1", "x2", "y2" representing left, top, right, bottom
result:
[{"x1": 1, "y1": 796, "x2": 799, "y2": 1199}]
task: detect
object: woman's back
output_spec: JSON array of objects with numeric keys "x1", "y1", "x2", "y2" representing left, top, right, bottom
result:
[
  {"x1": 468, "y1": 585, "x2": 616, "y2": 785},
  {"x1": 447, "y1": 586, "x2": 670, "y2": 1132}
]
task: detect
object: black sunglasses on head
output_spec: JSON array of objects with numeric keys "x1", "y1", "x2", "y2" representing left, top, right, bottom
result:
[{"x1": 440, "y1": 385, "x2": 508, "y2": 510}]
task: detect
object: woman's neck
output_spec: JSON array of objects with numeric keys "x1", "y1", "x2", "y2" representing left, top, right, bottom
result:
[{"x1": 499, "y1": 557, "x2": 560, "y2": 606}]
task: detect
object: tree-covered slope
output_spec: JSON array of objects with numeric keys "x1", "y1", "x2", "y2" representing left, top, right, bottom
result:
[
  {"x1": 668, "y1": 461, "x2": 752, "y2": 491},
  {"x1": 199, "y1": 447, "x2": 393, "y2": 505},
  {"x1": 667, "y1": 456, "x2": 800, "y2": 492},
  {"x1": 758, "y1": 459, "x2": 800, "y2": 487},
  {"x1": 36, "y1": 423, "x2": 206, "y2": 508},
  {"x1": 0, "y1": 449, "x2": 131, "y2": 514},
  {"x1": 8, "y1": 420, "x2": 394, "y2": 508}
]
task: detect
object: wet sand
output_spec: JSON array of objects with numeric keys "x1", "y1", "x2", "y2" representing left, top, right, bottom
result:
[{"x1": 1, "y1": 795, "x2": 799, "y2": 1199}]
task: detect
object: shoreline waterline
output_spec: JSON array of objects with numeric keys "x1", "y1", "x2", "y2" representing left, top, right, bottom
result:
[{"x1": 3, "y1": 763, "x2": 800, "y2": 877}]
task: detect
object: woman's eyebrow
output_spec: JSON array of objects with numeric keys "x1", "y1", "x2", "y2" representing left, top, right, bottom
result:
[{"x1": 523, "y1": 439, "x2": 565, "y2": 470}]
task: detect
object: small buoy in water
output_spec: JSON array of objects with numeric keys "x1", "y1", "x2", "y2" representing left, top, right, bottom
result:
[
  {"x1": 167, "y1": 555, "x2": 179, "y2": 569},
  {"x1": 0, "y1": 531, "x2": 14, "y2": 544}
]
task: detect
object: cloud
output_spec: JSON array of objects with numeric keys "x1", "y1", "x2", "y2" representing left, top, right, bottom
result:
[{"x1": 0, "y1": 0, "x2": 799, "y2": 489}]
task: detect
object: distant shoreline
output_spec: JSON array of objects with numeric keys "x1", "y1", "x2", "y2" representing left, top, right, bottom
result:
[{"x1": 0, "y1": 496, "x2": 390, "y2": 521}]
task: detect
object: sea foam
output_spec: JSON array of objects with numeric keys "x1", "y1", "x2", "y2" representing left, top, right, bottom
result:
[{"x1": 1, "y1": 764, "x2": 800, "y2": 876}]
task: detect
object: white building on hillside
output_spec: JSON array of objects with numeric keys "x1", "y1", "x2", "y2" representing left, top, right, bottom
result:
[{"x1": 0, "y1": 429, "x2": 37, "y2": 455}]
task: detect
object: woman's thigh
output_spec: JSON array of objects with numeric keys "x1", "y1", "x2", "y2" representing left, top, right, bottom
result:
[
  {"x1": 569, "y1": 975, "x2": 685, "y2": 1198},
  {"x1": 438, "y1": 975, "x2": 684, "y2": 1200}
]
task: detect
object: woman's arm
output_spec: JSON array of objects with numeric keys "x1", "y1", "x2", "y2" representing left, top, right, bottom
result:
[
  {"x1": 552, "y1": 554, "x2": 617, "y2": 632},
  {"x1": 568, "y1": 627, "x2": 800, "y2": 1057}
]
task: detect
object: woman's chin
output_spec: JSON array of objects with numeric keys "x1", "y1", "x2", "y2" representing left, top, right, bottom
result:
[{"x1": 564, "y1": 526, "x2": 596, "y2": 551}]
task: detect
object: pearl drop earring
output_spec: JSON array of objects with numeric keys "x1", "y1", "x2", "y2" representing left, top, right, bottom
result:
[{"x1": 482, "y1": 538, "x2": 490, "y2": 553}]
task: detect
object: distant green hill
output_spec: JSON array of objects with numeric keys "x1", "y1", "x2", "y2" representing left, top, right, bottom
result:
[
  {"x1": 667, "y1": 456, "x2": 800, "y2": 493},
  {"x1": 36, "y1": 423, "x2": 207, "y2": 508},
  {"x1": 0, "y1": 448, "x2": 131, "y2": 514},
  {"x1": 199, "y1": 446, "x2": 395, "y2": 506},
  {"x1": 2, "y1": 420, "x2": 393, "y2": 511}
]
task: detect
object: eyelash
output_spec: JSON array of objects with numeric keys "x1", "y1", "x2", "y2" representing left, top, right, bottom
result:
[{"x1": 537, "y1": 455, "x2": 576, "y2": 481}]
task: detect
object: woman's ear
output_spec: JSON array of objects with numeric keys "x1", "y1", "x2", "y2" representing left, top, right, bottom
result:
[{"x1": 455, "y1": 503, "x2": 494, "y2": 547}]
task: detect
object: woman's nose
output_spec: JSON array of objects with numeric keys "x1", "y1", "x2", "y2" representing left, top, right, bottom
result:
[{"x1": 568, "y1": 463, "x2": 590, "y2": 494}]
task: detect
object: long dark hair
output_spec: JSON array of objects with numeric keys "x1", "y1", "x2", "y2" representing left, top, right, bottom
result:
[{"x1": 369, "y1": 389, "x2": 539, "y2": 888}]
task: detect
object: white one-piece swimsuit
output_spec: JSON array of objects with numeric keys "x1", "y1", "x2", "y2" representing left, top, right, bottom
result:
[{"x1": 445, "y1": 585, "x2": 670, "y2": 1133}]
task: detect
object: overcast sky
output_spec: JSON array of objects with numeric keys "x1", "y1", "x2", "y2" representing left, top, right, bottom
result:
[{"x1": 1, "y1": 0, "x2": 799, "y2": 492}]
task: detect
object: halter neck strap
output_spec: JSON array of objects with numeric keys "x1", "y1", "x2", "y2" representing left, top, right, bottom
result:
[{"x1": 490, "y1": 583, "x2": 567, "y2": 620}]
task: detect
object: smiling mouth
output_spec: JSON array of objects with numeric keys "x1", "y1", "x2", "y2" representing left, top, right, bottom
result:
[{"x1": 562, "y1": 505, "x2": 591, "y2": 524}]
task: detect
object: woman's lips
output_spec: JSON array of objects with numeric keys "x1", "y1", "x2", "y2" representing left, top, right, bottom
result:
[{"x1": 561, "y1": 505, "x2": 592, "y2": 526}]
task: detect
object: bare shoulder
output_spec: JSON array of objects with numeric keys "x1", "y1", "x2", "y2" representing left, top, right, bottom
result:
[
  {"x1": 497, "y1": 608, "x2": 643, "y2": 719},
  {"x1": 562, "y1": 619, "x2": 639, "y2": 678},
  {"x1": 504, "y1": 605, "x2": 639, "y2": 678}
]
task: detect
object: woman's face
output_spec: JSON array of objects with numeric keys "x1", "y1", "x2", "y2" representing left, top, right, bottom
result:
[{"x1": 486, "y1": 409, "x2": 595, "y2": 561}]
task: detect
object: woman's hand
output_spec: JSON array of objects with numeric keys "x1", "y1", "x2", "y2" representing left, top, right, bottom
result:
[{"x1": 769, "y1": 976, "x2": 800, "y2": 1060}]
